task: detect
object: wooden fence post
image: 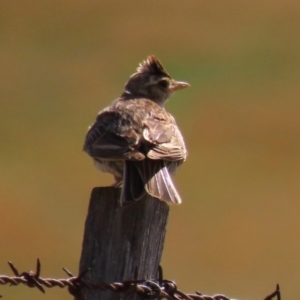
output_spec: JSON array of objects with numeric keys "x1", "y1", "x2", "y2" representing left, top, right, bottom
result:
[{"x1": 75, "y1": 187, "x2": 169, "y2": 300}]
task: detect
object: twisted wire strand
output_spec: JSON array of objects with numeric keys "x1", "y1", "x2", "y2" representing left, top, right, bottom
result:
[{"x1": 0, "y1": 259, "x2": 280, "y2": 300}]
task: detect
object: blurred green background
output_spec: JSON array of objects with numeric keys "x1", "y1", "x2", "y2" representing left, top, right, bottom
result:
[{"x1": 1, "y1": 1, "x2": 300, "y2": 299}]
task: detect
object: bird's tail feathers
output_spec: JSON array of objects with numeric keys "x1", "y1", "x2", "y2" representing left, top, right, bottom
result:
[
  {"x1": 143, "y1": 161, "x2": 182, "y2": 204},
  {"x1": 121, "y1": 159, "x2": 182, "y2": 205},
  {"x1": 120, "y1": 161, "x2": 145, "y2": 204},
  {"x1": 137, "y1": 159, "x2": 182, "y2": 204}
]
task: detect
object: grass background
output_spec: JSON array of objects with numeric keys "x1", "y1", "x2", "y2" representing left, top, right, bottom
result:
[{"x1": 1, "y1": 1, "x2": 300, "y2": 299}]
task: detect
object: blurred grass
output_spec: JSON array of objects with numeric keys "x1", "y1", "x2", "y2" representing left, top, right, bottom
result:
[{"x1": 1, "y1": 1, "x2": 300, "y2": 299}]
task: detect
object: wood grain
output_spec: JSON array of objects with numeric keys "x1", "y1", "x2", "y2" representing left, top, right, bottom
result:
[{"x1": 76, "y1": 187, "x2": 169, "y2": 300}]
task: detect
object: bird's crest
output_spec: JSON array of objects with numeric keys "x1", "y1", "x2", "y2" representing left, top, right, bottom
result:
[{"x1": 136, "y1": 56, "x2": 170, "y2": 77}]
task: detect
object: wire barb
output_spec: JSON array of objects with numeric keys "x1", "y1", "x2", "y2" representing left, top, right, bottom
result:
[
  {"x1": 264, "y1": 284, "x2": 281, "y2": 300},
  {"x1": 0, "y1": 260, "x2": 281, "y2": 300}
]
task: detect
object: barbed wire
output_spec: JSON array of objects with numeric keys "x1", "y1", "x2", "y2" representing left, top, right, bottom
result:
[{"x1": 0, "y1": 259, "x2": 280, "y2": 300}]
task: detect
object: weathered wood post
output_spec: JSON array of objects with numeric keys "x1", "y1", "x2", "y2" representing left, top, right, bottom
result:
[{"x1": 75, "y1": 187, "x2": 169, "y2": 300}]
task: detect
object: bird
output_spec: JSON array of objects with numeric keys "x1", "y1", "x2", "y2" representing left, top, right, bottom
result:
[{"x1": 83, "y1": 55, "x2": 189, "y2": 204}]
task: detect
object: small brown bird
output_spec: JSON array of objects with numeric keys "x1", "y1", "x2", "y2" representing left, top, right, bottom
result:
[{"x1": 84, "y1": 56, "x2": 189, "y2": 204}]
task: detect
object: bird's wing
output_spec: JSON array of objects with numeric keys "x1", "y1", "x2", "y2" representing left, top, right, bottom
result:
[
  {"x1": 143, "y1": 113, "x2": 187, "y2": 162},
  {"x1": 83, "y1": 110, "x2": 144, "y2": 160}
]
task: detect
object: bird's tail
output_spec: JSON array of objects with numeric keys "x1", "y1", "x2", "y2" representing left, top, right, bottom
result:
[
  {"x1": 121, "y1": 159, "x2": 182, "y2": 204},
  {"x1": 121, "y1": 160, "x2": 145, "y2": 204}
]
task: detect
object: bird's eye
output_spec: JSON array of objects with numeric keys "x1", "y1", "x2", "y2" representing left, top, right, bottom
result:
[{"x1": 158, "y1": 79, "x2": 169, "y2": 89}]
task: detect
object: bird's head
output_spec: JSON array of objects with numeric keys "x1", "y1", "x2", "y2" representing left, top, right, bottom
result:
[{"x1": 122, "y1": 56, "x2": 190, "y2": 106}]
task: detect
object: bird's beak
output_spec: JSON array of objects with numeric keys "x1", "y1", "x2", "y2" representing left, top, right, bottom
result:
[{"x1": 169, "y1": 80, "x2": 190, "y2": 92}]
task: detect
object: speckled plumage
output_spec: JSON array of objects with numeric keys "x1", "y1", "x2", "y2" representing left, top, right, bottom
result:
[{"x1": 84, "y1": 56, "x2": 189, "y2": 204}]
